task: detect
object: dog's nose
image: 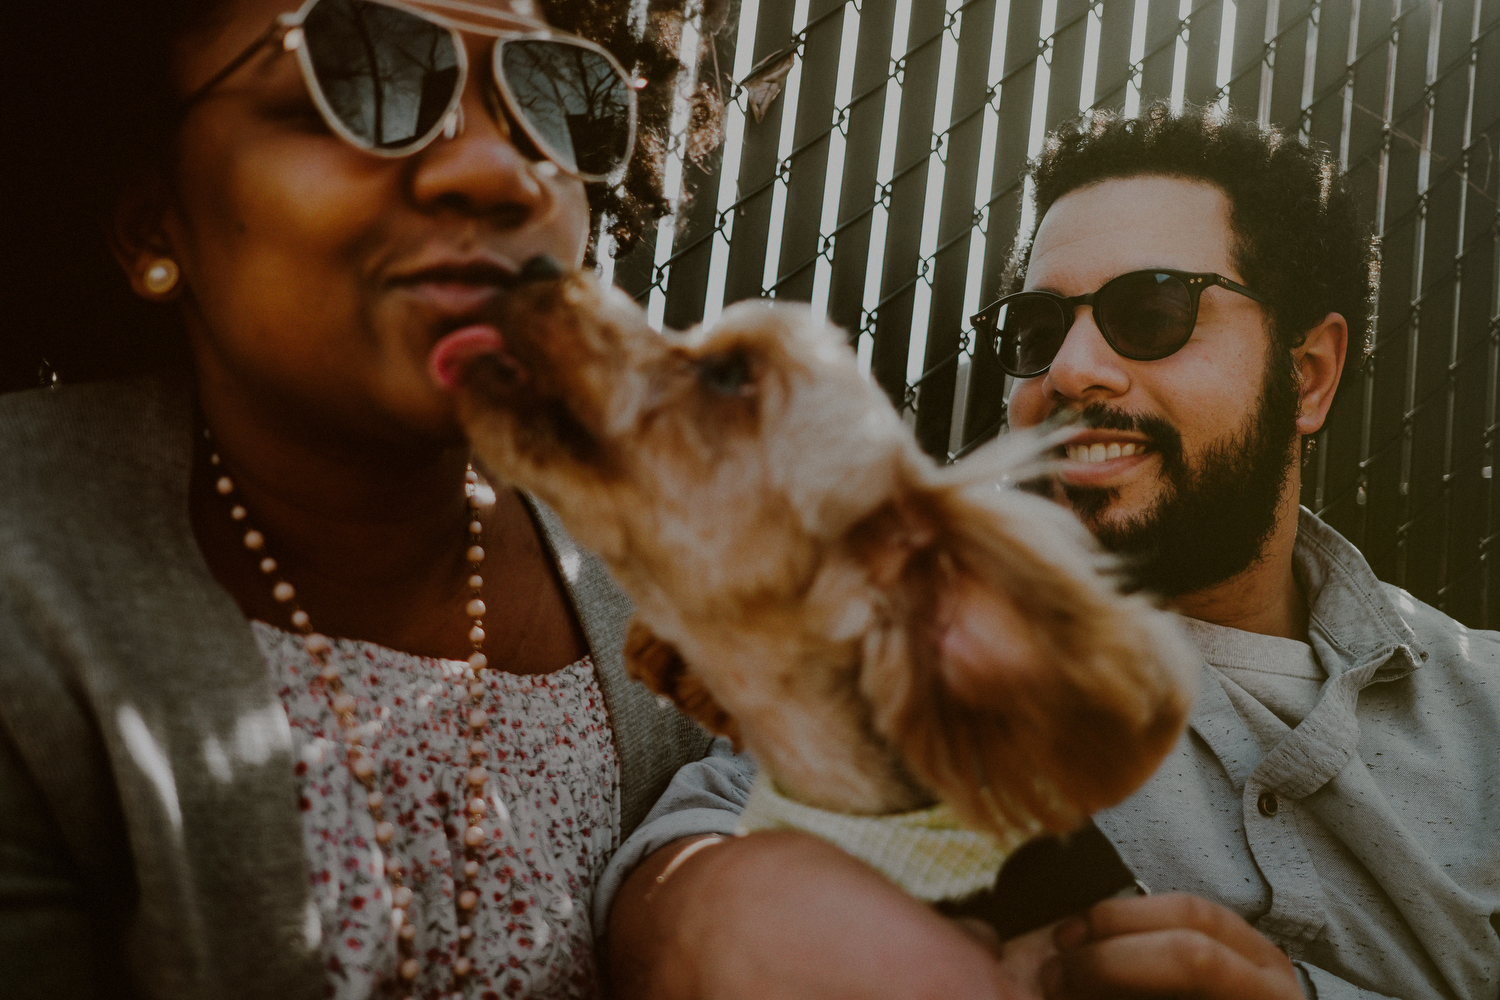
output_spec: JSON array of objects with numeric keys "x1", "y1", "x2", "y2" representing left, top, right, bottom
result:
[{"x1": 518, "y1": 255, "x2": 564, "y2": 282}]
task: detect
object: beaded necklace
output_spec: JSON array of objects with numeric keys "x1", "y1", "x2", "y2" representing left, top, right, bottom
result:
[{"x1": 204, "y1": 427, "x2": 496, "y2": 997}]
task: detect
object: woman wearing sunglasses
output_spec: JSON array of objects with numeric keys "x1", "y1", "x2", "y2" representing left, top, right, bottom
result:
[{"x1": 1, "y1": 0, "x2": 751, "y2": 997}]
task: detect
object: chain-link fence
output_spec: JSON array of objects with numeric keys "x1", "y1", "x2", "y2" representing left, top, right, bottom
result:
[{"x1": 608, "y1": 0, "x2": 1500, "y2": 628}]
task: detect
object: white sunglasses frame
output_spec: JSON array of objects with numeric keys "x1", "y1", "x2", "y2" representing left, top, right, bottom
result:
[{"x1": 186, "y1": 0, "x2": 639, "y2": 183}]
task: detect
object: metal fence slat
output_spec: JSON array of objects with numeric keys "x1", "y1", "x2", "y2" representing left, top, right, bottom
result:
[
  {"x1": 913, "y1": 0, "x2": 1006, "y2": 456},
  {"x1": 763, "y1": 0, "x2": 850, "y2": 304},
  {"x1": 1091, "y1": 0, "x2": 1148, "y2": 107},
  {"x1": 867, "y1": 1, "x2": 951, "y2": 409},
  {"x1": 1140, "y1": 0, "x2": 1186, "y2": 99},
  {"x1": 961, "y1": 0, "x2": 1048, "y2": 448},
  {"x1": 722, "y1": 0, "x2": 801, "y2": 306},
  {"x1": 1265, "y1": 0, "x2": 1314, "y2": 127},
  {"x1": 1047, "y1": 0, "x2": 1094, "y2": 121},
  {"x1": 661, "y1": 20, "x2": 745, "y2": 330},
  {"x1": 1224, "y1": 0, "x2": 1270, "y2": 113},
  {"x1": 824, "y1": 0, "x2": 903, "y2": 338},
  {"x1": 1182, "y1": 0, "x2": 1226, "y2": 103}
]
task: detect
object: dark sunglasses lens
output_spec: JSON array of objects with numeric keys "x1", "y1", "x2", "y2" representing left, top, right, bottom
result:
[
  {"x1": 499, "y1": 40, "x2": 633, "y2": 176},
  {"x1": 998, "y1": 295, "x2": 1069, "y2": 376},
  {"x1": 302, "y1": 0, "x2": 460, "y2": 150},
  {"x1": 1097, "y1": 271, "x2": 1194, "y2": 358}
]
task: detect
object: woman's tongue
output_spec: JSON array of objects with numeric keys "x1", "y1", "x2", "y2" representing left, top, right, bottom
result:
[{"x1": 428, "y1": 324, "x2": 508, "y2": 390}]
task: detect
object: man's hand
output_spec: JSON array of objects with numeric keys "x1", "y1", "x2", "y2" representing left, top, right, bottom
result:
[
  {"x1": 607, "y1": 830, "x2": 1043, "y2": 1000},
  {"x1": 1040, "y1": 893, "x2": 1304, "y2": 999}
]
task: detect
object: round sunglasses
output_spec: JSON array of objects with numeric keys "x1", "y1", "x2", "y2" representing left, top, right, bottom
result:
[
  {"x1": 972, "y1": 269, "x2": 1272, "y2": 378},
  {"x1": 183, "y1": 0, "x2": 639, "y2": 183}
]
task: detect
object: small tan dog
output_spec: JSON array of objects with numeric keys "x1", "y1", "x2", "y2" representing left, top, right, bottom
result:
[{"x1": 434, "y1": 261, "x2": 1196, "y2": 858}]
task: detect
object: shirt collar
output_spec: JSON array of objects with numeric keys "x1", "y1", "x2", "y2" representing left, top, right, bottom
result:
[{"x1": 1293, "y1": 507, "x2": 1425, "y2": 679}]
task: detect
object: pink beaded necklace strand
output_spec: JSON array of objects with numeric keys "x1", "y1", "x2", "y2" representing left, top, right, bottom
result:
[{"x1": 204, "y1": 427, "x2": 497, "y2": 998}]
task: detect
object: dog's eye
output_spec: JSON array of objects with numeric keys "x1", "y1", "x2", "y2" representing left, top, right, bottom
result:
[{"x1": 696, "y1": 350, "x2": 755, "y2": 397}]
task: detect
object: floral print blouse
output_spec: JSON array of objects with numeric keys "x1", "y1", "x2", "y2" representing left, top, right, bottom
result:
[{"x1": 254, "y1": 621, "x2": 620, "y2": 1000}]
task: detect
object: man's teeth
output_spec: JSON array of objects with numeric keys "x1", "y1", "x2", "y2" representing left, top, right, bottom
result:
[{"x1": 1066, "y1": 442, "x2": 1140, "y2": 463}]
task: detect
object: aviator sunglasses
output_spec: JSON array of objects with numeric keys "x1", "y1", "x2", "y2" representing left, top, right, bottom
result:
[
  {"x1": 183, "y1": 0, "x2": 639, "y2": 182},
  {"x1": 972, "y1": 269, "x2": 1273, "y2": 378}
]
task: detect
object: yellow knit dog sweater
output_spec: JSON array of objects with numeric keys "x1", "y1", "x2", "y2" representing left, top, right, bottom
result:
[{"x1": 736, "y1": 774, "x2": 1040, "y2": 902}]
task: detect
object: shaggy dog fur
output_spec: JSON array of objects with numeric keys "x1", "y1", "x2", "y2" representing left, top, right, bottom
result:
[{"x1": 447, "y1": 268, "x2": 1198, "y2": 841}]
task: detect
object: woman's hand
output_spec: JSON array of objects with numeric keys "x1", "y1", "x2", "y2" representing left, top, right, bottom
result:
[
  {"x1": 607, "y1": 830, "x2": 1044, "y2": 1000},
  {"x1": 1040, "y1": 893, "x2": 1304, "y2": 999}
]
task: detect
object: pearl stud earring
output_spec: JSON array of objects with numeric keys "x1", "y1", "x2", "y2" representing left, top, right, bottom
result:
[{"x1": 143, "y1": 258, "x2": 180, "y2": 296}]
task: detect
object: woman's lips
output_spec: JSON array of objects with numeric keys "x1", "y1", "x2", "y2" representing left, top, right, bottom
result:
[
  {"x1": 396, "y1": 281, "x2": 506, "y2": 316},
  {"x1": 429, "y1": 325, "x2": 509, "y2": 390}
]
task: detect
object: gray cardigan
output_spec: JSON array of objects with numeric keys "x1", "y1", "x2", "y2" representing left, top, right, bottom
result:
[{"x1": 0, "y1": 377, "x2": 713, "y2": 999}]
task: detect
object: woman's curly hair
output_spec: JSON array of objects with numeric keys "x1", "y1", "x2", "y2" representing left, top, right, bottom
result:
[
  {"x1": 1005, "y1": 101, "x2": 1379, "y2": 359},
  {"x1": 1, "y1": 0, "x2": 723, "y2": 391}
]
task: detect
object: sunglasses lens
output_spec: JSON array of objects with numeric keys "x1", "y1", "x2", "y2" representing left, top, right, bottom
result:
[
  {"x1": 302, "y1": 0, "x2": 460, "y2": 151},
  {"x1": 499, "y1": 40, "x2": 634, "y2": 177},
  {"x1": 1097, "y1": 271, "x2": 1194, "y2": 359},
  {"x1": 997, "y1": 295, "x2": 1070, "y2": 376}
]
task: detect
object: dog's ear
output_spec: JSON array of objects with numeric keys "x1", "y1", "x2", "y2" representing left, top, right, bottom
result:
[
  {"x1": 854, "y1": 481, "x2": 1196, "y2": 842},
  {"x1": 624, "y1": 616, "x2": 742, "y2": 747}
]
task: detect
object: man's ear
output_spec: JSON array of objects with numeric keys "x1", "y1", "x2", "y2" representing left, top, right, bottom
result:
[
  {"x1": 855, "y1": 478, "x2": 1198, "y2": 843},
  {"x1": 110, "y1": 171, "x2": 183, "y2": 301},
  {"x1": 1292, "y1": 312, "x2": 1348, "y2": 435},
  {"x1": 623, "y1": 616, "x2": 742, "y2": 747}
]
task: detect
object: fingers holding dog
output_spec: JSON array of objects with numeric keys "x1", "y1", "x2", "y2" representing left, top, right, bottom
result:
[
  {"x1": 1041, "y1": 894, "x2": 1303, "y2": 1000},
  {"x1": 1064, "y1": 893, "x2": 1294, "y2": 969}
]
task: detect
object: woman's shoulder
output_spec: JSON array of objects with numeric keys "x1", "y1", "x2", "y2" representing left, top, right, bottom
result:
[
  {"x1": 0, "y1": 375, "x2": 203, "y2": 634},
  {"x1": 0, "y1": 375, "x2": 189, "y2": 459},
  {"x1": 0, "y1": 376, "x2": 193, "y2": 525}
]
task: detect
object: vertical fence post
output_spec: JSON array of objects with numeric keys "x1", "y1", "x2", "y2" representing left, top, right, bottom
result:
[
  {"x1": 912, "y1": 0, "x2": 1004, "y2": 457},
  {"x1": 1395, "y1": 0, "x2": 1441, "y2": 588},
  {"x1": 1485, "y1": 204, "x2": 1500, "y2": 627},
  {"x1": 1437, "y1": 0, "x2": 1482, "y2": 610}
]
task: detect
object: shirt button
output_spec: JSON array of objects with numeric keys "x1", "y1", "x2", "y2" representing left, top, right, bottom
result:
[{"x1": 1257, "y1": 791, "x2": 1280, "y2": 817}]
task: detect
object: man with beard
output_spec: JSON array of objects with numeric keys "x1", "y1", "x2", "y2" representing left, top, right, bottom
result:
[
  {"x1": 609, "y1": 104, "x2": 1497, "y2": 1000},
  {"x1": 985, "y1": 103, "x2": 1500, "y2": 999}
]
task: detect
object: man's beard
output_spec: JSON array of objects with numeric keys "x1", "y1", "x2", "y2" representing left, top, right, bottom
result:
[{"x1": 1059, "y1": 347, "x2": 1301, "y2": 598}]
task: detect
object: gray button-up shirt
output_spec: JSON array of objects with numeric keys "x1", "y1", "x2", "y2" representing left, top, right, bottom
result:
[{"x1": 1097, "y1": 508, "x2": 1500, "y2": 999}]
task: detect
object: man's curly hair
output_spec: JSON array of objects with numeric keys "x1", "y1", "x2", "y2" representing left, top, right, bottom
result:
[
  {"x1": 2, "y1": 0, "x2": 722, "y2": 389},
  {"x1": 1006, "y1": 101, "x2": 1379, "y2": 358}
]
